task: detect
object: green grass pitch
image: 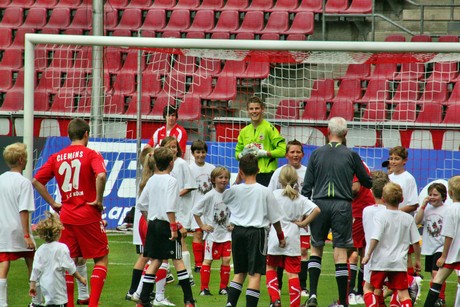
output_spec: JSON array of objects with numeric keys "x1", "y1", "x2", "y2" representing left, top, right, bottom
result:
[{"x1": 6, "y1": 233, "x2": 459, "y2": 306}]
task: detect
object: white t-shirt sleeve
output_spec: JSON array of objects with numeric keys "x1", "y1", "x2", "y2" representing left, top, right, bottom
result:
[
  {"x1": 59, "y1": 245, "x2": 77, "y2": 275},
  {"x1": 266, "y1": 191, "x2": 282, "y2": 224},
  {"x1": 18, "y1": 177, "x2": 35, "y2": 212}
]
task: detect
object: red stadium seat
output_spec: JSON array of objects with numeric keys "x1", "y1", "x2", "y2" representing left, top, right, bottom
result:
[
  {"x1": 142, "y1": 71, "x2": 162, "y2": 95},
  {"x1": 291, "y1": 0, "x2": 322, "y2": 13},
  {"x1": 104, "y1": 0, "x2": 129, "y2": 9},
  {"x1": 121, "y1": 50, "x2": 146, "y2": 72},
  {"x1": 340, "y1": 63, "x2": 371, "y2": 80},
  {"x1": 55, "y1": 0, "x2": 81, "y2": 8},
  {"x1": 162, "y1": 30, "x2": 181, "y2": 38},
  {"x1": 245, "y1": 61, "x2": 270, "y2": 79},
  {"x1": 391, "y1": 101, "x2": 417, "y2": 122},
  {"x1": 150, "y1": 0, "x2": 176, "y2": 9},
  {"x1": 22, "y1": 8, "x2": 48, "y2": 28},
  {"x1": 35, "y1": 70, "x2": 61, "y2": 92},
  {"x1": 445, "y1": 81, "x2": 460, "y2": 106},
  {"x1": 389, "y1": 79, "x2": 420, "y2": 104},
  {"x1": 162, "y1": 72, "x2": 187, "y2": 97},
  {"x1": 1, "y1": 90, "x2": 24, "y2": 111},
  {"x1": 105, "y1": 93, "x2": 126, "y2": 114},
  {"x1": 275, "y1": 99, "x2": 300, "y2": 119},
  {"x1": 164, "y1": 9, "x2": 190, "y2": 33},
  {"x1": 257, "y1": 11, "x2": 289, "y2": 35},
  {"x1": 178, "y1": 95, "x2": 201, "y2": 120},
  {"x1": 128, "y1": 0, "x2": 153, "y2": 8},
  {"x1": 418, "y1": 80, "x2": 448, "y2": 104},
  {"x1": 104, "y1": 9, "x2": 119, "y2": 31},
  {"x1": 416, "y1": 102, "x2": 443, "y2": 123},
  {"x1": 33, "y1": 0, "x2": 58, "y2": 7},
  {"x1": 186, "y1": 10, "x2": 215, "y2": 33},
  {"x1": 172, "y1": 55, "x2": 196, "y2": 75},
  {"x1": 438, "y1": 35, "x2": 459, "y2": 42},
  {"x1": 0, "y1": 49, "x2": 24, "y2": 69},
  {"x1": 211, "y1": 32, "x2": 230, "y2": 39},
  {"x1": 260, "y1": 33, "x2": 280, "y2": 40},
  {"x1": 69, "y1": 7, "x2": 92, "y2": 30},
  {"x1": 112, "y1": 72, "x2": 137, "y2": 94},
  {"x1": 235, "y1": 32, "x2": 254, "y2": 39},
  {"x1": 355, "y1": 79, "x2": 389, "y2": 104},
  {"x1": 391, "y1": 62, "x2": 426, "y2": 80},
  {"x1": 286, "y1": 34, "x2": 308, "y2": 41},
  {"x1": 205, "y1": 75, "x2": 237, "y2": 101},
  {"x1": 188, "y1": 75, "x2": 213, "y2": 97},
  {"x1": 45, "y1": 8, "x2": 71, "y2": 30},
  {"x1": 115, "y1": 8, "x2": 143, "y2": 31},
  {"x1": 150, "y1": 94, "x2": 177, "y2": 116},
  {"x1": 175, "y1": 0, "x2": 199, "y2": 9},
  {"x1": 142, "y1": 9, "x2": 166, "y2": 32},
  {"x1": 198, "y1": 0, "x2": 223, "y2": 9},
  {"x1": 344, "y1": 0, "x2": 373, "y2": 14},
  {"x1": 209, "y1": 10, "x2": 239, "y2": 33},
  {"x1": 105, "y1": 48, "x2": 123, "y2": 73},
  {"x1": 0, "y1": 0, "x2": 10, "y2": 6},
  {"x1": 410, "y1": 34, "x2": 432, "y2": 42},
  {"x1": 0, "y1": 28, "x2": 13, "y2": 49},
  {"x1": 324, "y1": 0, "x2": 349, "y2": 13},
  {"x1": 330, "y1": 79, "x2": 362, "y2": 103},
  {"x1": 267, "y1": 0, "x2": 299, "y2": 12},
  {"x1": 111, "y1": 29, "x2": 132, "y2": 36},
  {"x1": 221, "y1": 60, "x2": 246, "y2": 78},
  {"x1": 75, "y1": 94, "x2": 92, "y2": 113},
  {"x1": 49, "y1": 94, "x2": 76, "y2": 112},
  {"x1": 442, "y1": 104, "x2": 460, "y2": 124},
  {"x1": 231, "y1": 11, "x2": 264, "y2": 34},
  {"x1": 220, "y1": 0, "x2": 248, "y2": 11},
  {"x1": 244, "y1": 0, "x2": 273, "y2": 11},
  {"x1": 197, "y1": 58, "x2": 222, "y2": 77},
  {"x1": 329, "y1": 100, "x2": 355, "y2": 120},
  {"x1": 302, "y1": 99, "x2": 328, "y2": 120},
  {"x1": 426, "y1": 62, "x2": 458, "y2": 83},
  {"x1": 11, "y1": 27, "x2": 35, "y2": 49},
  {"x1": 185, "y1": 31, "x2": 205, "y2": 38},
  {"x1": 125, "y1": 93, "x2": 152, "y2": 115},
  {"x1": 48, "y1": 49, "x2": 75, "y2": 69},
  {"x1": 0, "y1": 7, "x2": 24, "y2": 28},
  {"x1": 384, "y1": 34, "x2": 406, "y2": 42},
  {"x1": 0, "y1": 68, "x2": 14, "y2": 91},
  {"x1": 361, "y1": 101, "x2": 387, "y2": 122},
  {"x1": 73, "y1": 46, "x2": 92, "y2": 71},
  {"x1": 287, "y1": 12, "x2": 314, "y2": 36},
  {"x1": 369, "y1": 63, "x2": 398, "y2": 80},
  {"x1": 145, "y1": 52, "x2": 171, "y2": 75},
  {"x1": 61, "y1": 71, "x2": 88, "y2": 93},
  {"x1": 9, "y1": 0, "x2": 33, "y2": 7},
  {"x1": 309, "y1": 79, "x2": 335, "y2": 101}
]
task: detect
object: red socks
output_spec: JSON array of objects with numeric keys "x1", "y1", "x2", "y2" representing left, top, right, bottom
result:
[
  {"x1": 288, "y1": 277, "x2": 301, "y2": 307},
  {"x1": 200, "y1": 264, "x2": 211, "y2": 291},
  {"x1": 364, "y1": 292, "x2": 378, "y2": 307},
  {"x1": 399, "y1": 298, "x2": 413, "y2": 307},
  {"x1": 66, "y1": 273, "x2": 75, "y2": 307},
  {"x1": 89, "y1": 265, "x2": 107, "y2": 307},
  {"x1": 220, "y1": 265, "x2": 231, "y2": 290},
  {"x1": 192, "y1": 242, "x2": 204, "y2": 268},
  {"x1": 266, "y1": 269, "x2": 280, "y2": 302}
]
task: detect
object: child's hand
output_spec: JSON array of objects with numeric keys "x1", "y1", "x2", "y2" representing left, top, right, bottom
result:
[
  {"x1": 293, "y1": 220, "x2": 303, "y2": 228},
  {"x1": 78, "y1": 276, "x2": 87, "y2": 286},
  {"x1": 278, "y1": 238, "x2": 286, "y2": 248},
  {"x1": 29, "y1": 282, "x2": 37, "y2": 297},
  {"x1": 201, "y1": 224, "x2": 214, "y2": 233},
  {"x1": 422, "y1": 196, "x2": 429, "y2": 208},
  {"x1": 436, "y1": 255, "x2": 446, "y2": 268},
  {"x1": 362, "y1": 255, "x2": 370, "y2": 265},
  {"x1": 24, "y1": 237, "x2": 35, "y2": 250},
  {"x1": 170, "y1": 230, "x2": 178, "y2": 241},
  {"x1": 227, "y1": 224, "x2": 234, "y2": 232}
]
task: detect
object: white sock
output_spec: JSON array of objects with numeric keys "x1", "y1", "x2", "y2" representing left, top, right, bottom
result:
[
  {"x1": 0, "y1": 279, "x2": 7, "y2": 307},
  {"x1": 76, "y1": 264, "x2": 89, "y2": 300},
  {"x1": 455, "y1": 283, "x2": 460, "y2": 307},
  {"x1": 155, "y1": 263, "x2": 169, "y2": 301},
  {"x1": 182, "y1": 251, "x2": 192, "y2": 275}
]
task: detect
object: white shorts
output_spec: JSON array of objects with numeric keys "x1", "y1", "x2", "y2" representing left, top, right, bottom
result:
[{"x1": 363, "y1": 263, "x2": 371, "y2": 283}]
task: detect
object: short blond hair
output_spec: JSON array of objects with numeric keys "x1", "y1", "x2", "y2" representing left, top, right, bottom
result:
[
  {"x1": 448, "y1": 176, "x2": 460, "y2": 202},
  {"x1": 36, "y1": 212, "x2": 64, "y2": 243},
  {"x1": 382, "y1": 182, "x2": 403, "y2": 207},
  {"x1": 3, "y1": 142, "x2": 27, "y2": 168}
]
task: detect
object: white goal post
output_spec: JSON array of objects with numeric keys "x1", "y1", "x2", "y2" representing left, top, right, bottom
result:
[{"x1": 23, "y1": 33, "x2": 460, "y2": 180}]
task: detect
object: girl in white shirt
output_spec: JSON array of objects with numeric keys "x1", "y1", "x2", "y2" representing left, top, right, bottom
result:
[
  {"x1": 29, "y1": 212, "x2": 86, "y2": 306},
  {"x1": 265, "y1": 165, "x2": 320, "y2": 307}
]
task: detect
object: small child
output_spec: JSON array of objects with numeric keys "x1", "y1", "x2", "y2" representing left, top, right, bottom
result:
[
  {"x1": 424, "y1": 176, "x2": 460, "y2": 307},
  {"x1": 414, "y1": 183, "x2": 448, "y2": 306},
  {"x1": 223, "y1": 154, "x2": 286, "y2": 307},
  {"x1": 29, "y1": 212, "x2": 86, "y2": 306},
  {"x1": 362, "y1": 182, "x2": 421, "y2": 307},
  {"x1": 266, "y1": 165, "x2": 320, "y2": 307},
  {"x1": 267, "y1": 139, "x2": 310, "y2": 296},
  {"x1": 161, "y1": 136, "x2": 197, "y2": 284},
  {"x1": 0, "y1": 142, "x2": 38, "y2": 307},
  {"x1": 136, "y1": 147, "x2": 195, "y2": 307},
  {"x1": 192, "y1": 166, "x2": 231, "y2": 296},
  {"x1": 189, "y1": 140, "x2": 215, "y2": 273}
]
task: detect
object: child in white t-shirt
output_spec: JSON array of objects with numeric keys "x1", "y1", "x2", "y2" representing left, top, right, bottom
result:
[
  {"x1": 266, "y1": 165, "x2": 320, "y2": 307},
  {"x1": 414, "y1": 182, "x2": 448, "y2": 306},
  {"x1": 189, "y1": 140, "x2": 215, "y2": 273},
  {"x1": 424, "y1": 176, "x2": 460, "y2": 307},
  {"x1": 192, "y1": 166, "x2": 231, "y2": 296},
  {"x1": 362, "y1": 182, "x2": 421, "y2": 307},
  {"x1": 29, "y1": 212, "x2": 86, "y2": 306}
]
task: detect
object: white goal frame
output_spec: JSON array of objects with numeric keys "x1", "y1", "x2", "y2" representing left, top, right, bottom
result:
[{"x1": 23, "y1": 33, "x2": 460, "y2": 179}]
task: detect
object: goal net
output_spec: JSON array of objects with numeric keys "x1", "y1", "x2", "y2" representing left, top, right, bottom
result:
[{"x1": 22, "y1": 35, "x2": 460, "y2": 228}]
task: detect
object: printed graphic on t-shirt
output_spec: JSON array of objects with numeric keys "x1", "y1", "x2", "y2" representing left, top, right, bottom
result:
[
  {"x1": 213, "y1": 201, "x2": 230, "y2": 226},
  {"x1": 426, "y1": 214, "x2": 443, "y2": 237}
]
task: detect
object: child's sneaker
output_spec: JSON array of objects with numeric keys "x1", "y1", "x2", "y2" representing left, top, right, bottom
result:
[
  {"x1": 305, "y1": 295, "x2": 318, "y2": 307},
  {"x1": 355, "y1": 294, "x2": 364, "y2": 305},
  {"x1": 76, "y1": 298, "x2": 90, "y2": 305},
  {"x1": 184, "y1": 300, "x2": 195, "y2": 307},
  {"x1": 154, "y1": 297, "x2": 176, "y2": 306},
  {"x1": 269, "y1": 299, "x2": 281, "y2": 307},
  {"x1": 219, "y1": 288, "x2": 228, "y2": 295},
  {"x1": 348, "y1": 293, "x2": 357, "y2": 305},
  {"x1": 301, "y1": 289, "x2": 309, "y2": 298},
  {"x1": 327, "y1": 302, "x2": 344, "y2": 307},
  {"x1": 199, "y1": 288, "x2": 212, "y2": 296},
  {"x1": 166, "y1": 273, "x2": 175, "y2": 284}
]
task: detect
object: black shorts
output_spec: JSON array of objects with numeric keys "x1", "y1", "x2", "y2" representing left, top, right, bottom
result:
[
  {"x1": 143, "y1": 219, "x2": 182, "y2": 260},
  {"x1": 256, "y1": 172, "x2": 273, "y2": 187},
  {"x1": 424, "y1": 252, "x2": 442, "y2": 272},
  {"x1": 232, "y1": 226, "x2": 267, "y2": 275},
  {"x1": 310, "y1": 199, "x2": 353, "y2": 249},
  {"x1": 135, "y1": 244, "x2": 144, "y2": 255}
]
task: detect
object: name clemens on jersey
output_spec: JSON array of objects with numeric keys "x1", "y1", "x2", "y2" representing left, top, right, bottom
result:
[{"x1": 56, "y1": 151, "x2": 84, "y2": 162}]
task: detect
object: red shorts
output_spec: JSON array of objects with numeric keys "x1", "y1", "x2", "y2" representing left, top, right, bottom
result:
[
  {"x1": 60, "y1": 221, "x2": 109, "y2": 259},
  {"x1": 266, "y1": 255, "x2": 301, "y2": 274},
  {"x1": 0, "y1": 251, "x2": 34, "y2": 262},
  {"x1": 370, "y1": 271, "x2": 408, "y2": 291},
  {"x1": 204, "y1": 241, "x2": 231, "y2": 260},
  {"x1": 300, "y1": 235, "x2": 311, "y2": 249},
  {"x1": 443, "y1": 262, "x2": 460, "y2": 270},
  {"x1": 352, "y1": 218, "x2": 365, "y2": 249}
]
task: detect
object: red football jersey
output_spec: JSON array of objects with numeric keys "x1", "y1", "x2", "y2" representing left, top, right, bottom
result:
[
  {"x1": 34, "y1": 144, "x2": 107, "y2": 225},
  {"x1": 148, "y1": 124, "x2": 188, "y2": 155},
  {"x1": 352, "y1": 161, "x2": 374, "y2": 219}
]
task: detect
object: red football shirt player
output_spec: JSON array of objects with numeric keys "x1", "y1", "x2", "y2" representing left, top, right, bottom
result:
[
  {"x1": 33, "y1": 118, "x2": 108, "y2": 307},
  {"x1": 145, "y1": 105, "x2": 188, "y2": 156}
]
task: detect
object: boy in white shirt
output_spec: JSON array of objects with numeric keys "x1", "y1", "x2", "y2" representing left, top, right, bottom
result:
[
  {"x1": 223, "y1": 154, "x2": 286, "y2": 307},
  {"x1": 192, "y1": 166, "x2": 231, "y2": 296},
  {"x1": 424, "y1": 176, "x2": 460, "y2": 307},
  {"x1": 189, "y1": 140, "x2": 215, "y2": 273},
  {"x1": 362, "y1": 182, "x2": 421, "y2": 307},
  {"x1": 0, "y1": 143, "x2": 38, "y2": 307}
]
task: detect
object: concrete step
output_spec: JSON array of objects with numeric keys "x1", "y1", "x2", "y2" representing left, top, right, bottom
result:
[{"x1": 402, "y1": 8, "x2": 460, "y2": 21}]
